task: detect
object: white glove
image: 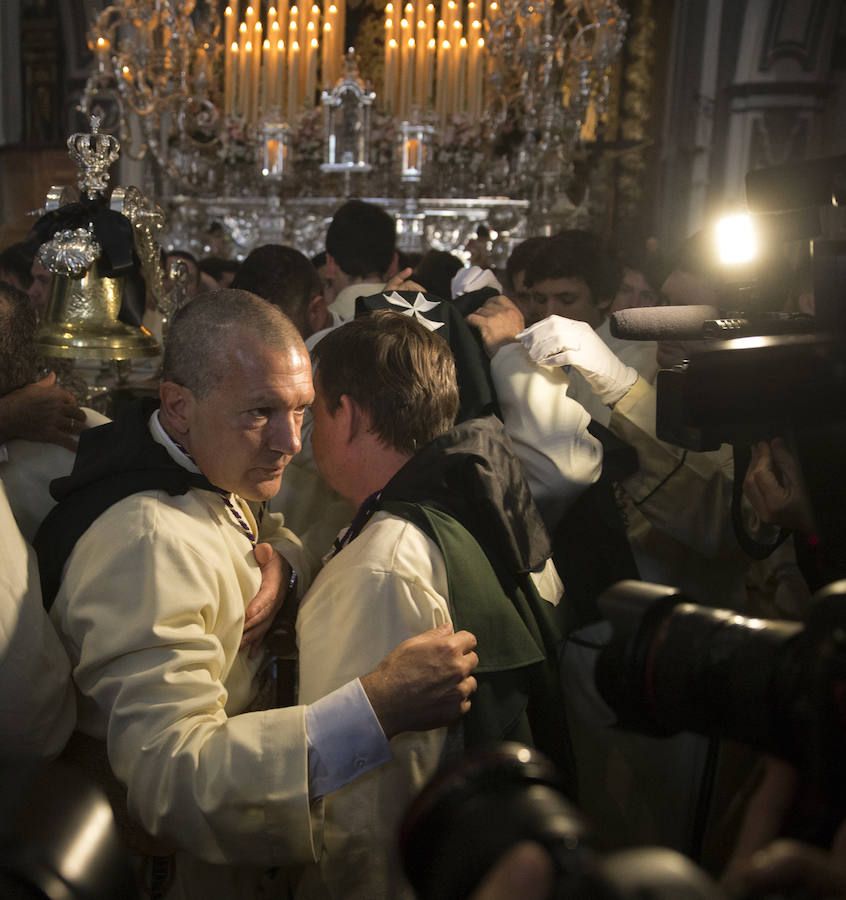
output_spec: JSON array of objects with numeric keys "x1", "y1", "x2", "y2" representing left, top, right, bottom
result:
[
  {"x1": 450, "y1": 265, "x2": 503, "y2": 298},
  {"x1": 517, "y1": 315, "x2": 638, "y2": 406}
]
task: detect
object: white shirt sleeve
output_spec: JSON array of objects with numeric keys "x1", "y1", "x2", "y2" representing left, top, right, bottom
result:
[
  {"x1": 306, "y1": 678, "x2": 392, "y2": 798},
  {"x1": 490, "y1": 341, "x2": 603, "y2": 527}
]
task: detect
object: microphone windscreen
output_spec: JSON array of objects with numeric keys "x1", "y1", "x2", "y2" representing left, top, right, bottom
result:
[{"x1": 610, "y1": 305, "x2": 721, "y2": 341}]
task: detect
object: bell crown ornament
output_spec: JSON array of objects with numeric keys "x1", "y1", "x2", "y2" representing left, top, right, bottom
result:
[
  {"x1": 67, "y1": 115, "x2": 121, "y2": 199},
  {"x1": 34, "y1": 118, "x2": 160, "y2": 361}
]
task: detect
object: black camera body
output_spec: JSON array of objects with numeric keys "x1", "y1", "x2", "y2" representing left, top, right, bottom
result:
[{"x1": 655, "y1": 331, "x2": 846, "y2": 452}]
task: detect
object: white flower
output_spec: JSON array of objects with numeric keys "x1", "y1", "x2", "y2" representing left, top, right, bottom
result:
[{"x1": 384, "y1": 291, "x2": 445, "y2": 331}]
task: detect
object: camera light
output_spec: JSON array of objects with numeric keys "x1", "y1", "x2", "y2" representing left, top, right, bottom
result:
[{"x1": 715, "y1": 213, "x2": 758, "y2": 265}]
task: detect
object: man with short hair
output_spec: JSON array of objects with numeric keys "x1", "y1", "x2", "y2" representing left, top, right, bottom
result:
[
  {"x1": 518, "y1": 230, "x2": 656, "y2": 424},
  {"x1": 295, "y1": 311, "x2": 570, "y2": 900},
  {"x1": 323, "y1": 199, "x2": 399, "y2": 322},
  {"x1": 504, "y1": 235, "x2": 549, "y2": 323},
  {"x1": 39, "y1": 290, "x2": 478, "y2": 900},
  {"x1": 231, "y1": 244, "x2": 331, "y2": 339}
]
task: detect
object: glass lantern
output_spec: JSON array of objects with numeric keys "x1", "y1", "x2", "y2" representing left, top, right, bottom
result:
[
  {"x1": 320, "y1": 50, "x2": 375, "y2": 176},
  {"x1": 258, "y1": 115, "x2": 290, "y2": 181},
  {"x1": 398, "y1": 120, "x2": 434, "y2": 184}
]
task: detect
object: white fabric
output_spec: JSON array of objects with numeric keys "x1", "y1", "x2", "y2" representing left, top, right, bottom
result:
[
  {"x1": 518, "y1": 315, "x2": 638, "y2": 406},
  {"x1": 0, "y1": 481, "x2": 75, "y2": 761},
  {"x1": 48, "y1": 415, "x2": 390, "y2": 898},
  {"x1": 295, "y1": 506, "x2": 563, "y2": 900},
  {"x1": 0, "y1": 407, "x2": 110, "y2": 542},
  {"x1": 490, "y1": 342, "x2": 602, "y2": 526},
  {"x1": 296, "y1": 511, "x2": 451, "y2": 900},
  {"x1": 327, "y1": 280, "x2": 385, "y2": 322},
  {"x1": 450, "y1": 265, "x2": 503, "y2": 298}
]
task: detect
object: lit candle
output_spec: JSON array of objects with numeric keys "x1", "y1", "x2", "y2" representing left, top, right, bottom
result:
[
  {"x1": 277, "y1": 2, "x2": 289, "y2": 78},
  {"x1": 424, "y1": 36, "x2": 435, "y2": 110},
  {"x1": 415, "y1": 19, "x2": 426, "y2": 108},
  {"x1": 252, "y1": 21, "x2": 263, "y2": 121},
  {"x1": 306, "y1": 36, "x2": 318, "y2": 108},
  {"x1": 96, "y1": 35, "x2": 110, "y2": 69},
  {"x1": 245, "y1": 5, "x2": 256, "y2": 34},
  {"x1": 385, "y1": 37, "x2": 397, "y2": 111},
  {"x1": 263, "y1": 38, "x2": 272, "y2": 113},
  {"x1": 405, "y1": 137, "x2": 419, "y2": 171},
  {"x1": 436, "y1": 39, "x2": 449, "y2": 125},
  {"x1": 240, "y1": 39, "x2": 251, "y2": 118},
  {"x1": 225, "y1": 41, "x2": 236, "y2": 114},
  {"x1": 224, "y1": 6, "x2": 237, "y2": 59},
  {"x1": 475, "y1": 37, "x2": 485, "y2": 120},
  {"x1": 323, "y1": 21, "x2": 333, "y2": 90},
  {"x1": 237, "y1": 22, "x2": 248, "y2": 116},
  {"x1": 457, "y1": 36, "x2": 467, "y2": 115},
  {"x1": 288, "y1": 40, "x2": 300, "y2": 119},
  {"x1": 399, "y1": 36, "x2": 411, "y2": 121},
  {"x1": 425, "y1": 3, "x2": 435, "y2": 45},
  {"x1": 277, "y1": 39, "x2": 286, "y2": 111}
]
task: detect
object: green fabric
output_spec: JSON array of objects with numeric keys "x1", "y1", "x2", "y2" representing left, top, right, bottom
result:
[{"x1": 380, "y1": 500, "x2": 577, "y2": 795}]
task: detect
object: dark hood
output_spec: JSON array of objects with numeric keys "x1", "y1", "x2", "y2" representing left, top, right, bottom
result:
[
  {"x1": 35, "y1": 398, "x2": 216, "y2": 609},
  {"x1": 380, "y1": 415, "x2": 551, "y2": 575}
]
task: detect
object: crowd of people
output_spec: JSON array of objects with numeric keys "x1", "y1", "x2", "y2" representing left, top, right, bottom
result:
[{"x1": 0, "y1": 198, "x2": 843, "y2": 900}]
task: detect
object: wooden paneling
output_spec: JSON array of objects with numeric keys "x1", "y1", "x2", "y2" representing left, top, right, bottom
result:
[{"x1": 0, "y1": 147, "x2": 79, "y2": 247}]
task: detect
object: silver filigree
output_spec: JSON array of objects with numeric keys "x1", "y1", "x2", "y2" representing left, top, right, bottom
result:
[
  {"x1": 67, "y1": 116, "x2": 121, "y2": 199},
  {"x1": 37, "y1": 228, "x2": 103, "y2": 278}
]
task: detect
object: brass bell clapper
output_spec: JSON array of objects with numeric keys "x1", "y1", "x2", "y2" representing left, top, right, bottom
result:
[{"x1": 31, "y1": 117, "x2": 163, "y2": 363}]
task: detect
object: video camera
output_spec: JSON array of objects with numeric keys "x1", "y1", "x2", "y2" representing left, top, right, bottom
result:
[
  {"x1": 608, "y1": 153, "x2": 846, "y2": 455},
  {"x1": 609, "y1": 156, "x2": 846, "y2": 556}
]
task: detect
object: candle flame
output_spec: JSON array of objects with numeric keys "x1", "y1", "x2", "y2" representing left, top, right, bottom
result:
[
  {"x1": 246, "y1": 40, "x2": 253, "y2": 50},
  {"x1": 428, "y1": 37, "x2": 436, "y2": 47},
  {"x1": 225, "y1": 6, "x2": 232, "y2": 15},
  {"x1": 239, "y1": 22, "x2": 247, "y2": 33},
  {"x1": 292, "y1": 40, "x2": 300, "y2": 50},
  {"x1": 388, "y1": 37, "x2": 398, "y2": 47},
  {"x1": 409, "y1": 37, "x2": 415, "y2": 47},
  {"x1": 231, "y1": 41, "x2": 238, "y2": 51},
  {"x1": 263, "y1": 38, "x2": 270, "y2": 48},
  {"x1": 311, "y1": 37, "x2": 318, "y2": 47}
]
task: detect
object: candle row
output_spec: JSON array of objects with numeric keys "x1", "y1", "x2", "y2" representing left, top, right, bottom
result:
[
  {"x1": 223, "y1": 2, "x2": 347, "y2": 123},
  {"x1": 383, "y1": 0, "x2": 496, "y2": 123}
]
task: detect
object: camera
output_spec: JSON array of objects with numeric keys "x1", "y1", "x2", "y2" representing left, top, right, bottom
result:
[
  {"x1": 399, "y1": 742, "x2": 723, "y2": 900},
  {"x1": 595, "y1": 579, "x2": 846, "y2": 846}
]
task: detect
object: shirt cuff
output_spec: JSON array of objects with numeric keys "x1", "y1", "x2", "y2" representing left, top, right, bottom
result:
[{"x1": 305, "y1": 678, "x2": 392, "y2": 799}]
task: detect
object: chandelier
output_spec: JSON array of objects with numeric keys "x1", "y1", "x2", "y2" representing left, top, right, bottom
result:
[{"x1": 80, "y1": 0, "x2": 626, "y2": 226}]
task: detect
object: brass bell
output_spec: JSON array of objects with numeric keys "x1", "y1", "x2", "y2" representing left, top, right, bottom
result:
[
  {"x1": 33, "y1": 118, "x2": 163, "y2": 361},
  {"x1": 36, "y1": 259, "x2": 160, "y2": 361}
]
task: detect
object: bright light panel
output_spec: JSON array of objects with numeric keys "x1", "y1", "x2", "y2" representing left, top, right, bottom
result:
[{"x1": 715, "y1": 213, "x2": 757, "y2": 265}]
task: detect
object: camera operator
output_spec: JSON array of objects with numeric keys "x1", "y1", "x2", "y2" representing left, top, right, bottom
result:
[{"x1": 744, "y1": 438, "x2": 846, "y2": 592}]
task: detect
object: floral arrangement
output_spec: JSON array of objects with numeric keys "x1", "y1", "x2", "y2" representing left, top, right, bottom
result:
[
  {"x1": 289, "y1": 107, "x2": 325, "y2": 169},
  {"x1": 219, "y1": 115, "x2": 255, "y2": 166}
]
